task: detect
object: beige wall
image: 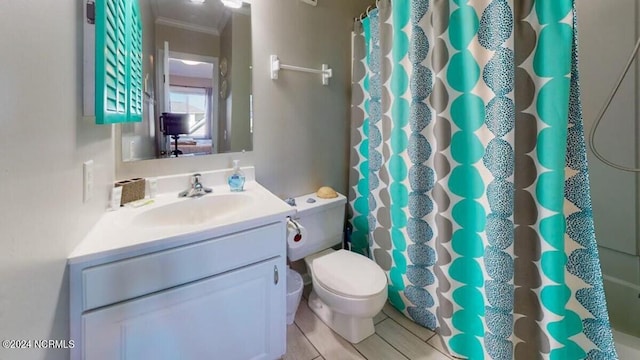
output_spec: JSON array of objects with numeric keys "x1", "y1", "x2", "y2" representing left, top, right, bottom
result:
[
  {"x1": 155, "y1": 24, "x2": 221, "y2": 58},
  {"x1": 251, "y1": 0, "x2": 369, "y2": 198},
  {"x1": 230, "y1": 12, "x2": 252, "y2": 152},
  {"x1": 0, "y1": 1, "x2": 114, "y2": 359},
  {"x1": 219, "y1": 18, "x2": 233, "y2": 152},
  {"x1": 577, "y1": 0, "x2": 640, "y2": 336},
  {"x1": 122, "y1": 0, "x2": 157, "y2": 161},
  {"x1": 141, "y1": 0, "x2": 155, "y2": 94}
]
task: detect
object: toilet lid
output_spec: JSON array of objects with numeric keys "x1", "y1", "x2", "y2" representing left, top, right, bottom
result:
[{"x1": 313, "y1": 250, "x2": 387, "y2": 298}]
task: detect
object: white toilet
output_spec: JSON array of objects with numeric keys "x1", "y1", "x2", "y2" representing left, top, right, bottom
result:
[{"x1": 287, "y1": 192, "x2": 388, "y2": 344}]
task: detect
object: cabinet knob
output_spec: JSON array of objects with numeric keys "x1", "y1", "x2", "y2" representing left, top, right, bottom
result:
[{"x1": 274, "y1": 266, "x2": 279, "y2": 285}]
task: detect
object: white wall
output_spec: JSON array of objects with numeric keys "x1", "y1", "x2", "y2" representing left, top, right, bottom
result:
[
  {"x1": 0, "y1": 0, "x2": 370, "y2": 358},
  {"x1": 0, "y1": 1, "x2": 114, "y2": 359},
  {"x1": 577, "y1": 0, "x2": 640, "y2": 336}
]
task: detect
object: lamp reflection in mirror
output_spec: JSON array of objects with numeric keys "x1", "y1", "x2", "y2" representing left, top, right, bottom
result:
[
  {"x1": 160, "y1": 113, "x2": 190, "y2": 157},
  {"x1": 180, "y1": 60, "x2": 206, "y2": 66},
  {"x1": 221, "y1": 0, "x2": 243, "y2": 9}
]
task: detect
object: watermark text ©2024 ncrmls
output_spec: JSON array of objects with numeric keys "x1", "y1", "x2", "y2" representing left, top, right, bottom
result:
[{"x1": 2, "y1": 339, "x2": 75, "y2": 349}]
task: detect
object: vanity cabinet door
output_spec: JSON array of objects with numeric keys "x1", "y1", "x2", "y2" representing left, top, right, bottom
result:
[{"x1": 82, "y1": 257, "x2": 285, "y2": 360}]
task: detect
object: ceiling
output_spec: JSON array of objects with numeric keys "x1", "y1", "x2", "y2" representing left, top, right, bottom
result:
[
  {"x1": 150, "y1": 0, "x2": 232, "y2": 36},
  {"x1": 168, "y1": 58, "x2": 214, "y2": 79},
  {"x1": 150, "y1": 0, "x2": 251, "y2": 79}
]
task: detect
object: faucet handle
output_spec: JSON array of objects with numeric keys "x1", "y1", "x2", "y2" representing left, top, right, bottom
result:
[{"x1": 191, "y1": 173, "x2": 202, "y2": 184}]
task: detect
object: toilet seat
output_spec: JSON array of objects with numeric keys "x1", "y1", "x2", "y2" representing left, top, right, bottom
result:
[{"x1": 312, "y1": 250, "x2": 387, "y2": 299}]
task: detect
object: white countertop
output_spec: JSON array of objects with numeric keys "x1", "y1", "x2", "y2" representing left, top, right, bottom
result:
[{"x1": 68, "y1": 179, "x2": 295, "y2": 265}]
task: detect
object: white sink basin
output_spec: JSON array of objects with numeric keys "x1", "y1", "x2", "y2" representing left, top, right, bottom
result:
[{"x1": 132, "y1": 193, "x2": 254, "y2": 228}]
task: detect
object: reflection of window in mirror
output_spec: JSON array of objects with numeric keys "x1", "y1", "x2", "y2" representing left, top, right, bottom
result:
[{"x1": 169, "y1": 86, "x2": 211, "y2": 139}]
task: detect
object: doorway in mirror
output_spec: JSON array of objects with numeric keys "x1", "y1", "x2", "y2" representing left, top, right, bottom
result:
[{"x1": 159, "y1": 55, "x2": 218, "y2": 157}]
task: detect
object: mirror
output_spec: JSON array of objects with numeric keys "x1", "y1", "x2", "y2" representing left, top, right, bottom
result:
[{"x1": 121, "y1": 0, "x2": 253, "y2": 162}]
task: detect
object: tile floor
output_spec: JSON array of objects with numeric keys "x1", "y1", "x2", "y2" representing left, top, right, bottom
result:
[
  {"x1": 286, "y1": 287, "x2": 640, "y2": 360},
  {"x1": 284, "y1": 286, "x2": 455, "y2": 360}
]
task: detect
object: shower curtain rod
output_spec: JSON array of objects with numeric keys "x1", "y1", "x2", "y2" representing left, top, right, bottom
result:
[{"x1": 355, "y1": 0, "x2": 383, "y2": 22}]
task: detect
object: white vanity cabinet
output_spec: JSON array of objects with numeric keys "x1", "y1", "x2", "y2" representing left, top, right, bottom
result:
[{"x1": 69, "y1": 221, "x2": 287, "y2": 360}]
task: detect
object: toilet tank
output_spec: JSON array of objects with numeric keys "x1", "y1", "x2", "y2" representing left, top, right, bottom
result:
[{"x1": 287, "y1": 192, "x2": 347, "y2": 261}]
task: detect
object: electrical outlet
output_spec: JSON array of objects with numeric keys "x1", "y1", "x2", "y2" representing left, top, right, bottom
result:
[
  {"x1": 129, "y1": 140, "x2": 136, "y2": 160},
  {"x1": 83, "y1": 160, "x2": 94, "y2": 203}
]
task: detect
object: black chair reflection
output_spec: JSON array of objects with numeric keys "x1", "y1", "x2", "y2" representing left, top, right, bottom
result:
[{"x1": 160, "y1": 112, "x2": 190, "y2": 157}]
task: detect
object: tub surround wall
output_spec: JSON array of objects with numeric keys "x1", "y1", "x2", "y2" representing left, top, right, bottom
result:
[{"x1": 577, "y1": 0, "x2": 640, "y2": 336}]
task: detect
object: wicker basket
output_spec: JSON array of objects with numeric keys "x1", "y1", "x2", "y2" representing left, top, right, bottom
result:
[{"x1": 115, "y1": 178, "x2": 146, "y2": 205}]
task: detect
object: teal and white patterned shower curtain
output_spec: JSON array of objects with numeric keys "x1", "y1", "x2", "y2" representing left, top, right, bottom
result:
[{"x1": 348, "y1": 0, "x2": 617, "y2": 359}]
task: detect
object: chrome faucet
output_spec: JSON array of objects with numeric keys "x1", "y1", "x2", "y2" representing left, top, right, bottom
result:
[{"x1": 178, "y1": 173, "x2": 213, "y2": 198}]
